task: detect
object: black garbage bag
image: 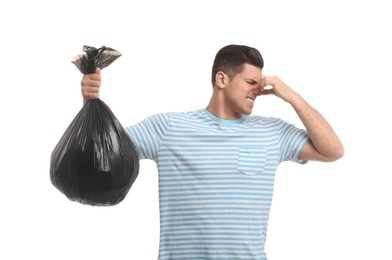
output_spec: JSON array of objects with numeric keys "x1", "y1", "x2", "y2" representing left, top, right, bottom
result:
[{"x1": 50, "y1": 45, "x2": 139, "y2": 206}]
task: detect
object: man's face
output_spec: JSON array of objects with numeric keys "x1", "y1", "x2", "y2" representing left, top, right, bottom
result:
[{"x1": 223, "y1": 63, "x2": 262, "y2": 118}]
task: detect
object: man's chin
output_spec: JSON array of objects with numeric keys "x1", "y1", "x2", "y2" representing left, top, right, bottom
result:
[{"x1": 243, "y1": 110, "x2": 252, "y2": 116}]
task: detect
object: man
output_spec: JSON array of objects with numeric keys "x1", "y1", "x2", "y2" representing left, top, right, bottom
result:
[{"x1": 81, "y1": 44, "x2": 344, "y2": 259}]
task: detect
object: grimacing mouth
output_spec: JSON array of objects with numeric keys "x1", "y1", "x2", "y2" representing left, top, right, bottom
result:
[{"x1": 246, "y1": 96, "x2": 255, "y2": 104}]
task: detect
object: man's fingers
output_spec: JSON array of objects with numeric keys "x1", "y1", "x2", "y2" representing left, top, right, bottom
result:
[
  {"x1": 260, "y1": 89, "x2": 275, "y2": 95},
  {"x1": 89, "y1": 72, "x2": 102, "y2": 82}
]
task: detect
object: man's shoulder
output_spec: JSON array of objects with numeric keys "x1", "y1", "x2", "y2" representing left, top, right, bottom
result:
[
  {"x1": 164, "y1": 109, "x2": 204, "y2": 118},
  {"x1": 147, "y1": 109, "x2": 204, "y2": 123},
  {"x1": 246, "y1": 114, "x2": 283, "y2": 124}
]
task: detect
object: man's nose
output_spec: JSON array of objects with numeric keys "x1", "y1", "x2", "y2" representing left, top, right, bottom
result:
[{"x1": 252, "y1": 86, "x2": 262, "y2": 96}]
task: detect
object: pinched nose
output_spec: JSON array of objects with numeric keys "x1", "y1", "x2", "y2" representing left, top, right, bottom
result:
[{"x1": 251, "y1": 86, "x2": 262, "y2": 96}]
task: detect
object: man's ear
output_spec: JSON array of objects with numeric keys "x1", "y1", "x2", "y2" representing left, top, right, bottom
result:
[{"x1": 215, "y1": 71, "x2": 228, "y2": 89}]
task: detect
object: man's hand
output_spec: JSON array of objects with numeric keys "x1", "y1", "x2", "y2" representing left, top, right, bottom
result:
[
  {"x1": 81, "y1": 67, "x2": 102, "y2": 103},
  {"x1": 258, "y1": 76, "x2": 299, "y2": 104}
]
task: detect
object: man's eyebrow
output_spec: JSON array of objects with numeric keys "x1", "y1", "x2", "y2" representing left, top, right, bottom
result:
[{"x1": 247, "y1": 79, "x2": 258, "y2": 84}]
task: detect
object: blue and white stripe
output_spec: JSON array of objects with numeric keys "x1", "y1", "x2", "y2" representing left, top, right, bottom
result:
[{"x1": 125, "y1": 109, "x2": 309, "y2": 259}]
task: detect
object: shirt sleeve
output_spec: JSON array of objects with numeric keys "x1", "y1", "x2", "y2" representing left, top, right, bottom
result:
[
  {"x1": 124, "y1": 113, "x2": 170, "y2": 161},
  {"x1": 276, "y1": 119, "x2": 310, "y2": 164}
]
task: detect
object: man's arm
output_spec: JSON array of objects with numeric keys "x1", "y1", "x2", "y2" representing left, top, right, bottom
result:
[
  {"x1": 260, "y1": 76, "x2": 344, "y2": 162},
  {"x1": 291, "y1": 94, "x2": 344, "y2": 162}
]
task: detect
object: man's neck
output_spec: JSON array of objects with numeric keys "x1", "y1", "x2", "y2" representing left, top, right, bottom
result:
[{"x1": 206, "y1": 100, "x2": 242, "y2": 120}]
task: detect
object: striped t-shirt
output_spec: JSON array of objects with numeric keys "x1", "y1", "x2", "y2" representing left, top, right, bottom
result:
[{"x1": 125, "y1": 108, "x2": 309, "y2": 260}]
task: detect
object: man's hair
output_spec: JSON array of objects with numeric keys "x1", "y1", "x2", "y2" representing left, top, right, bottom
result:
[{"x1": 211, "y1": 44, "x2": 264, "y2": 86}]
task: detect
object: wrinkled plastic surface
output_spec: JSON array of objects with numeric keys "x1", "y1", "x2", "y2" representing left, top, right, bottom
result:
[
  {"x1": 50, "y1": 45, "x2": 139, "y2": 206},
  {"x1": 71, "y1": 45, "x2": 122, "y2": 74}
]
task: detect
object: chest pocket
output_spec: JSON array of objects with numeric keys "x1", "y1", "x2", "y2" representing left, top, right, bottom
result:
[{"x1": 237, "y1": 146, "x2": 268, "y2": 176}]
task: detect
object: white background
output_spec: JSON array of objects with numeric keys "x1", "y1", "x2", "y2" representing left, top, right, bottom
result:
[{"x1": 1, "y1": 0, "x2": 391, "y2": 259}]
